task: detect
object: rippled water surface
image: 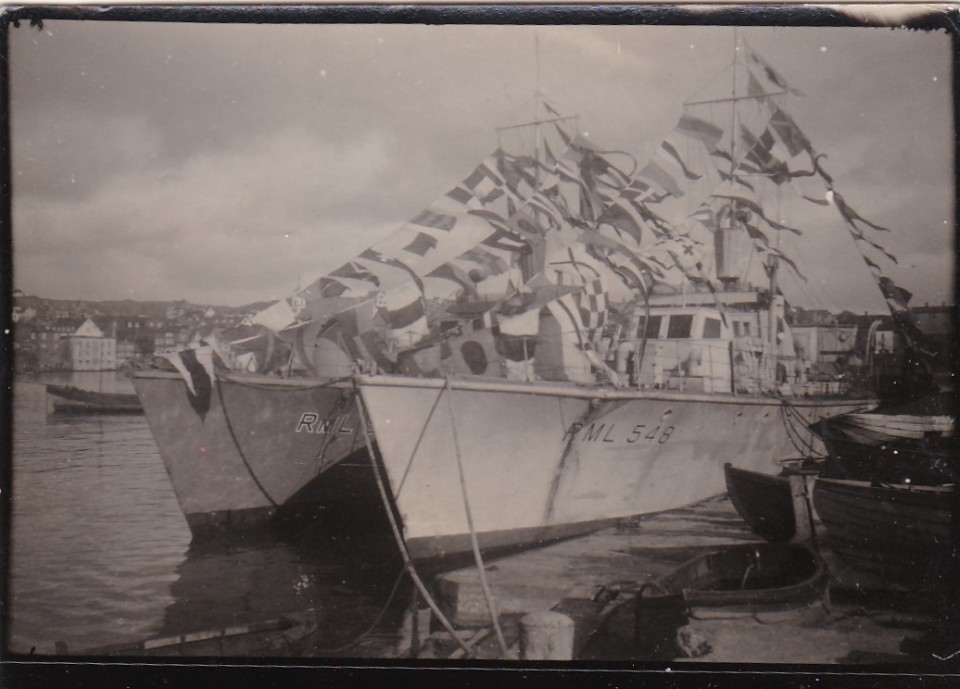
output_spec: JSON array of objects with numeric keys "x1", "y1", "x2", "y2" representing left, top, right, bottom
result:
[{"x1": 8, "y1": 373, "x2": 404, "y2": 656}]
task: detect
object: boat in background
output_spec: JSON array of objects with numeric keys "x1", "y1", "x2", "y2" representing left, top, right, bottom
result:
[
  {"x1": 46, "y1": 384, "x2": 142, "y2": 415},
  {"x1": 134, "y1": 369, "x2": 376, "y2": 536},
  {"x1": 812, "y1": 478, "x2": 955, "y2": 593},
  {"x1": 723, "y1": 462, "x2": 819, "y2": 543},
  {"x1": 71, "y1": 609, "x2": 321, "y2": 657},
  {"x1": 815, "y1": 392, "x2": 956, "y2": 486}
]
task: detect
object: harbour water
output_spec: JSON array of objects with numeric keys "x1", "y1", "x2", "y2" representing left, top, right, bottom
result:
[
  {"x1": 8, "y1": 374, "x2": 948, "y2": 664},
  {"x1": 7, "y1": 373, "x2": 406, "y2": 656}
]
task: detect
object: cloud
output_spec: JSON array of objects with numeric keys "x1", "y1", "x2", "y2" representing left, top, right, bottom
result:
[
  {"x1": 9, "y1": 22, "x2": 954, "y2": 311},
  {"x1": 14, "y1": 122, "x2": 400, "y2": 304}
]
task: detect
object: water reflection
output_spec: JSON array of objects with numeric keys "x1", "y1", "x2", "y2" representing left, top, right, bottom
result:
[
  {"x1": 161, "y1": 528, "x2": 407, "y2": 656},
  {"x1": 9, "y1": 373, "x2": 409, "y2": 657}
]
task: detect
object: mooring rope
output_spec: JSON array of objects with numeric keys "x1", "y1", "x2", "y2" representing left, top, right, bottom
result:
[
  {"x1": 443, "y1": 376, "x2": 510, "y2": 657},
  {"x1": 353, "y1": 388, "x2": 471, "y2": 657},
  {"x1": 215, "y1": 375, "x2": 280, "y2": 508},
  {"x1": 774, "y1": 395, "x2": 825, "y2": 459},
  {"x1": 395, "y1": 384, "x2": 448, "y2": 499}
]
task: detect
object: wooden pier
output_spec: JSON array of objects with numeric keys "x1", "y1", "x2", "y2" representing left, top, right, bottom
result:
[{"x1": 413, "y1": 496, "x2": 940, "y2": 663}]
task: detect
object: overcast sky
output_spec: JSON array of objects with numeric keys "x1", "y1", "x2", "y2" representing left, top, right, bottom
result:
[{"x1": 10, "y1": 21, "x2": 954, "y2": 313}]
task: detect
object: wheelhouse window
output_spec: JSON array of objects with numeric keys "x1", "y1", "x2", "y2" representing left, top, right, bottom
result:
[
  {"x1": 702, "y1": 317, "x2": 722, "y2": 339},
  {"x1": 640, "y1": 315, "x2": 662, "y2": 339},
  {"x1": 666, "y1": 314, "x2": 693, "y2": 339}
]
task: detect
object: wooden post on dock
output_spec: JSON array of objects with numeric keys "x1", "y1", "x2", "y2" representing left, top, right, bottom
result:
[
  {"x1": 519, "y1": 611, "x2": 574, "y2": 660},
  {"x1": 789, "y1": 474, "x2": 813, "y2": 542}
]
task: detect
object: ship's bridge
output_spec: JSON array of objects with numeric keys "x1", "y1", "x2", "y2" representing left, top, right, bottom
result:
[
  {"x1": 628, "y1": 306, "x2": 734, "y2": 394},
  {"x1": 639, "y1": 306, "x2": 732, "y2": 343}
]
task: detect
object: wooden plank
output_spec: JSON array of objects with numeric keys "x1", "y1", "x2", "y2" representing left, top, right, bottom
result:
[{"x1": 434, "y1": 496, "x2": 751, "y2": 632}]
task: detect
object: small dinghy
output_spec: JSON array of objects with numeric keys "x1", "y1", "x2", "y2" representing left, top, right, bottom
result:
[
  {"x1": 634, "y1": 543, "x2": 829, "y2": 658},
  {"x1": 723, "y1": 462, "x2": 819, "y2": 543}
]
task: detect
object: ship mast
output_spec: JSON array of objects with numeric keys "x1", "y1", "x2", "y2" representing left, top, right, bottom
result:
[
  {"x1": 495, "y1": 37, "x2": 578, "y2": 285},
  {"x1": 535, "y1": 32, "x2": 541, "y2": 188},
  {"x1": 732, "y1": 31, "x2": 779, "y2": 384},
  {"x1": 693, "y1": 29, "x2": 782, "y2": 387}
]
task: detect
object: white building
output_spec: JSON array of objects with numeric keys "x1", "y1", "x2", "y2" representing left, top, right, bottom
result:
[{"x1": 67, "y1": 318, "x2": 117, "y2": 371}]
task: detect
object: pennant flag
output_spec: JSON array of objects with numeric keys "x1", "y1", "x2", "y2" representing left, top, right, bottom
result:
[
  {"x1": 738, "y1": 125, "x2": 794, "y2": 185},
  {"x1": 605, "y1": 252, "x2": 655, "y2": 292},
  {"x1": 377, "y1": 291, "x2": 425, "y2": 330},
  {"x1": 826, "y1": 192, "x2": 899, "y2": 263},
  {"x1": 497, "y1": 149, "x2": 539, "y2": 198},
  {"x1": 403, "y1": 232, "x2": 440, "y2": 257},
  {"x1": 711, "y1": 147, "x2": 735, "y2": 166},
  {"x1": 661, "y1": 235, "x2": 707, "y2": 275},
  {"x1": 861, "y1": 253, "x2": 884, "y2": 276},
  {"x1": 743, "y1": 40, "x2": 804, "y2": 96},
  {"x1": 580, "y1": 229, "x2": 665, "y2": 280},
  {"x1": 718, "y1": 170, "x2": 755, "y2": 192},
  {"x1": 463, "y1": 161, "x2": 506, "y2": 204},
  {"x1": 553, "y1": 118, "x2": 574, "y2": 147},
  {"x1": 621, "y1": 177, "x2": 652, "y2": 201},
  {"x1": 475, "y1": 221, "x2": 532, "y2": 254},
  {"x1": 638, "y1": 160, "x2": 684, "y2": 198},
  {"x1": 164, "y1": 347, "x2": 216, "y2": 419},
  {"x1": 460, "y1": 246, "x2": 510, "y2": 277},
  {"x1": 466, "y1": 246, "x2": 512, "y2": 274},
  {"x1": 878, "y1": 276, "x2": 925, "y2": 345},
  {"x1": 660, "y1": 141, "x2": 702, "y2": 181},
  {"x1": 712, "y1": 193, "x2": 803, "y2": 235},
  {"x1": 411, "y1": 209, "x2": 457, "y2": 232},
  {"x1": 331, "y1": 260, "x2": 382, "y2": 287},
  {"x1": 878, "y1": 276, "x2": 912, "y2": 309},
  {"x1": 597, "y1": 199, "x2": 647, "y2": 245},
  {"x1": 690, "y1": 206, "x2": 715, "y2": 230},
  {"x1": 802, "y1": 194, "x2": 830, "y2": 207},
  {"x1": 526, "y1": 190, "x2": 565, "y2": 230},
  {"x1": 768, "y1": 107, "x2": 811, "y2": 158},
  {"x1": 746, "y1": 70, "x2": 767, "y2": 98},
  {"x1": 446, "y1": 185, "x2": 480, "y2": 209},
  {"x1": 831, "y1": 190, "x2": 893, "y2": 233},
  {"x1": 676, "y1": 113, "x2": 724, "y2": 151},
  {"x1": 250, "y1": 298, "x2": 297, "y2": 331},
  {"x1": 359, "y1": 248, "x2": 425, "y2": 291},
  {"x1": 577, "y1": 277, "x2": 608, "y2": 345},
  {"x1": 428, "y1": 262, "x2": 479, "y2": 297},
  {"x1": 547, "y1": 293, "x2": 624, "y2": 387},
  {"x1": 543, "y1": 100, "x2": 562, "y2": 118},
  {"x1": 542, "y1": 138, "x2": 559, "y2": 169},
  {"x1": 376, "y1": 283, "x2": 429, "y2": 348},
  {"x1": 760, "y1": 240, "x2": 807, "y2": 281}
]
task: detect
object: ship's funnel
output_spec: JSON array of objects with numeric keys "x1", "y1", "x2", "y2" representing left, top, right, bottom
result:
[{"x1": 714, "y1": 205, "x2": 751, "y2": 286}]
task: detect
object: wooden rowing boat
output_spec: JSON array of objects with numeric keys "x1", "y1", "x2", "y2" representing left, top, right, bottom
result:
[
  {"x1": 812, "y1": 478, "x2": 955, "y2": 593},
  {"x1": 723, "y1": 462, "x2": 819, "y2": 543},
  {"x1": 68, "y1": 609, "x2": 321, "y2": 657},
  {"x1": 634, "y1": 543, "x2": 829, "y2": 658},
  {"x1": 46, "y1": 384, "x2": 143, "y2": 414}
]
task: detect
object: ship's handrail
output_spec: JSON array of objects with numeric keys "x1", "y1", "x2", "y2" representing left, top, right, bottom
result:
[{"x1": 355, "y1": 373, "x2": 874, "y2": 407}]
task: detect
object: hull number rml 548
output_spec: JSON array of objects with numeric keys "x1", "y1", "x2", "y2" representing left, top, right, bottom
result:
[
  {"x1": 562, "y1": 421, "x2": 675, "y2": 445},
  {"x1": 295, "y1": 413, "x2": 354, "y2": 435}
]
